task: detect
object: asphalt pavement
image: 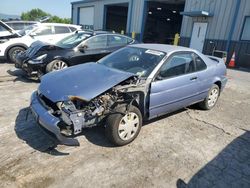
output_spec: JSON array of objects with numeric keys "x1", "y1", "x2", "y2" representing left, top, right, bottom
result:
[{"x1": 0, "y1": 62, "x2": 249, "y2": 188}]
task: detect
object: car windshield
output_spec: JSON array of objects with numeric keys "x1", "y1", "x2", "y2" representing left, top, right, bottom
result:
[
  {"x1": 18, "y1": 24, "x2": 38, "y2": 36},
  {"x1": 98, "y1": 47, "x2": 166, "y2": 77},
  {"x1": 56, "y1": 32, "x2": 92, "y2": 48}
]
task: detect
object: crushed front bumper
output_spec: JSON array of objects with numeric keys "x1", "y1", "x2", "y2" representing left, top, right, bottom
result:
[
  {"x1": 30, "y1": 92, "x2": 80, "y2": 146},
  {"x1": 15, "y1": 54, "x2": 46, "y2": 77}
]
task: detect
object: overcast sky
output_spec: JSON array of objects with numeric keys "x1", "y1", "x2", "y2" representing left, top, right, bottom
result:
[{"x1": 0, "y1": 0, "x2": 76, "y2": 18}]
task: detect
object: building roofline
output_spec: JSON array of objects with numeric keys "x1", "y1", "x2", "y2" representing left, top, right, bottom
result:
[{"x1": 71, "y1": 0, "x2": 95, "y2": 5}]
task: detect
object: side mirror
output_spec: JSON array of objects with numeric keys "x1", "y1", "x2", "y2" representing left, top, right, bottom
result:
[{"x1": 78, "y1": 44, "x2": 88, "y2": 53}]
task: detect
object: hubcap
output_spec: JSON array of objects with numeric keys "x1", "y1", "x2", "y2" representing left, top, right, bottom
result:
[
  {"x1": 52, "y1": 60, "x2": 68, "y2": 71},
  {"x1": 118, "y1": 112, "x2": 139, "y2": 141},
  {"x1": 208, "y1": 88, "x2": 219, "y2": 107}
]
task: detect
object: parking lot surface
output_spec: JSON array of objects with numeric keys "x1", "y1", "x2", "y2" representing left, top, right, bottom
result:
[{"x1": 0, "y1": 62, "x2": 249, "y2": 188}]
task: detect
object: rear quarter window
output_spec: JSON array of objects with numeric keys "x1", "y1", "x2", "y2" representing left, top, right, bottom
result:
[
  {"x1": 194, "y1": 54, "x2": 207, "y2": 71},
  {"x1": 69, "y1": 27, "x2": 77, "y2": 32},
  {"x1": 54, "y1": 26, "x2": 71, "y2": 34},
  {"x1": 108, "y1": 35, "x2": 132, "y2": 47}
]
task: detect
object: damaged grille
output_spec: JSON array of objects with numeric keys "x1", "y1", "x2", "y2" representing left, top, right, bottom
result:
[{"x1": 38, "y1": 94, "x2": 59, "y2": 112}]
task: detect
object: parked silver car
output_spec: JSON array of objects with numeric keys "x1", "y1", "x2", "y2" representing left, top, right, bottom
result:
[{"x1": 30, "y1": 44, "x2": 227, "y2": 146}]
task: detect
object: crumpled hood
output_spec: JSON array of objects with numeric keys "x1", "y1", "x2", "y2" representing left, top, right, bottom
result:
[
  {"x1": 39, "y1": 63, "x2": 135, "y2": 102},
  {"x1": 24, "y1": 40, "x2": 63, "y2": 58}
]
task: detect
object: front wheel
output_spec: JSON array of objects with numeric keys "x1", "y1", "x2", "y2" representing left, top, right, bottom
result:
[
  {"x1": 46, "y1": 59, "x2": 68, "y2": 73},
  {"x1": 199, "y1": 84, "x2": 220, "y2": 110},
  {"x1": 105, "y1": 104, "x2": 142, "y2": 146}
]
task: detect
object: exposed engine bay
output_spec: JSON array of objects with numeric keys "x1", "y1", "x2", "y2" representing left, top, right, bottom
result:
[{"x1": 42, "y1": 76, "x2": 145, "y2": 137}]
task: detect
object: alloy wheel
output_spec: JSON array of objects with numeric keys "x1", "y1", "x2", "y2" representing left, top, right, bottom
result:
[{"x1": 52, "y1": 60, "x2": 68, "y2": 71}]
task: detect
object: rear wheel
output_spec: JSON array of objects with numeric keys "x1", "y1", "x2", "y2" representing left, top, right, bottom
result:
[
  {"x1": 105, "y1": 104, "x2": 142, "y2": 146},
  {"x1": 46, "y1": 59, "x2": 68, "y2": 73},
  {"x1": 8, "y1": 46, "x2": 26, "y2": 63},
  {"x1": 199, "y1": 84, "x2": 220, "y2": 110}
]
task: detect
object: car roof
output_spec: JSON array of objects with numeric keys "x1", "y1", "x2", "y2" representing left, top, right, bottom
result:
[
  {"x1": 5, "y1": 21, "x2": 39, "y2": 24},
  {"x1": 130, "y1": 43, "x2": 195, "y2": 54},
  {"x1": 74, "y1": 31, "x2": 134, "y2": 39},
  {"x1": 95, "y1": 32, "x2": 134, "y2": 39},
  {"x1": 79, "y1": 30, "x2": 133, "y2": 38},
  {"x1": 94, "y1": 31, "x2": 111, "y2": 35},
  {"x1": 39, "y1": 22, "x2": 81, "y2": 28}
]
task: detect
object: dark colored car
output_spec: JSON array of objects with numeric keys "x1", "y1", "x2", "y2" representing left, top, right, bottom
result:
[
  {"x1": 30, "y1": 44, "x2": 227, "y2": 146},
  {"x1": 15, "y1": 31, "x2": 136, "y2": 77}
]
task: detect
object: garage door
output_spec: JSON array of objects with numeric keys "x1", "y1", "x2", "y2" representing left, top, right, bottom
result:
[{"x1": 79, "y1": 7, "x2": 94, "y2": 30}]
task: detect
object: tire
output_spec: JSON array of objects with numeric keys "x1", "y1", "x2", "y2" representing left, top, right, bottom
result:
[
  {"x1": 199, "y1": 84, "x2": 220, "y2": 110},
  {"x1": 105, "y1": 104, "x2": 142, "y2": 146},
  {"x1": 8, "y1": 46, "x2": 26, "y2": 63},
  {"x1": 46, "y1": 59, "x2": 68, "y2": 73}
]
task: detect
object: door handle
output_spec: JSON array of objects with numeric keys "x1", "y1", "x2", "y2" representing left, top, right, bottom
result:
[{"x1": 190, "y1": 76, "x2": 198, "y2": 81}]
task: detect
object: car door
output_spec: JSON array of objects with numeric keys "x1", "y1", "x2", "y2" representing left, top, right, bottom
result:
[
  {"x1": 70, "y1": 35, "x2": 109, "y2": 65},
  {"x1": 149, "y1": 52, "x2": 200, "y2": 118}
]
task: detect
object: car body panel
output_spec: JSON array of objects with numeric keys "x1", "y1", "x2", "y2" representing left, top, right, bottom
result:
[
  {"x1": 146, "y1": 47, "x2": 227, "y2": 118},
  {"x1": 30, "y1": 92, "x2": 80, "y2": 146},
  {"x1": 39, "y1": 62, "x2": 135, "y2": 102},
  {"x1": 149, "y1": 71, "x2": 200, "y2": 118}
]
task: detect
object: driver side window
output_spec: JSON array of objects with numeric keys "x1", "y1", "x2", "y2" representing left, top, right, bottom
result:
[
  {"x1": 85, "y1": 35, "x2": 107, "y2": 49},
  {"x1": 33, "y1": 26, "x2": 53, "y2": 36},
  {"x1": 158, "y1": 53, "x2": 195, "y2": 79}
]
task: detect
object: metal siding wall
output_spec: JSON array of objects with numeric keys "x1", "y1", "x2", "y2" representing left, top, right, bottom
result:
[
  {"x1": 72, "y1": 6, "x2": 79, "y2": 24},
  {"x1": 72, "y1": 0, "x2": 131, "y2": 30},
  {"x1": 180, "y1": 0, "x2": 193, "y2": 37},
  {"x1": 130, "y1": 0, "x2": 145, "y2": 33},
  {"x1": 181, "y1": 0, "x2": 242, "y2": 40},
  {"x1": 72, "y1": 0, "x2": 250, "y2": 41},
  {"x1": 233, "y1": 0, "x2": 250, "y2": 40}
]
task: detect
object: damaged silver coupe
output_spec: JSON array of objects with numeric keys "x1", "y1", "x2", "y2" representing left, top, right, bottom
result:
[{"x1": 30, "y1": 44, "x2": 227, "y2": 146}]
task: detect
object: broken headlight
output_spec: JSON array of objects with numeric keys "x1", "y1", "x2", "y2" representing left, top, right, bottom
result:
[{"x1": 28, "y1": 54, "x2": 47, "y2": 64}]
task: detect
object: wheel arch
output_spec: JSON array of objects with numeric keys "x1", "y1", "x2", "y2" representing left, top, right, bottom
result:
[
  {"x1": 211, "y1": 79, "x2": 222, "y2": 97},
  {"x1": 53, "y1": 56, "x2": 70, "y2": 65},
  {"x1": 211, "y1": 75, "x2": 223, "y2": 90},
  {"x1": 122, "y1": 91, "x2": 146, "y2": 118},
  {"x1": 5, "y1": 43, "x2": 28, "y2": 57},
  {"x1": 214, "y1": 80, "x2": 222, "y2": 90}
]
